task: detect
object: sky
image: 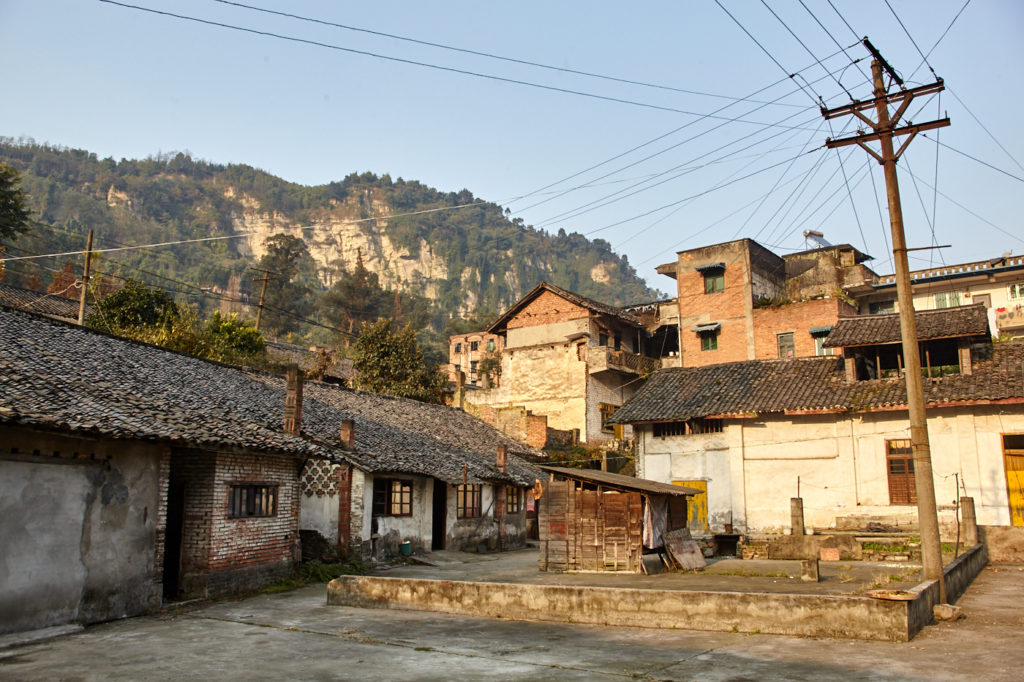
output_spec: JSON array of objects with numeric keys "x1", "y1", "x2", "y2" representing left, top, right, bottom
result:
[{"x1": 2, "y1": 0, "x2": 1022, "y2": 291}]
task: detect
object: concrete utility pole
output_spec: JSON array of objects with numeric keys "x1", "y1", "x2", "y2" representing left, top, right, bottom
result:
[
  {"x1": 251, "y1": 268, "x2": 277, "y2": 332},
  {"x1": 77, "y1": 229, "x2": 93, "y2": 326},
  {"x1": 821, "y1": 38, "x2": 950, "y2": 603}
]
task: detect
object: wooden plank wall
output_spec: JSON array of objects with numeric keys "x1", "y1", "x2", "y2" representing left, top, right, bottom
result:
[{"x1": 539, "y1": 481, "x2": 643, "y2": 572}]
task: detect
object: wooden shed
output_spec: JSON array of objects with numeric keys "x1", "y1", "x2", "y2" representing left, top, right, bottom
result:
[{"x1": 537, "y1": 466, "x2": 702, "y2": 573}]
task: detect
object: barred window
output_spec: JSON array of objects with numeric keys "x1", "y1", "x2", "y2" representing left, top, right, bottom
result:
[
  {"x1": 457, "y1": 484, "x2": 482, "y2": 518},
  {"x1": 229, "y1": 484, "x2": 277, "y2": 518},
  {"x1": 653, "y1": 419, "x2": 723, "y2": 437}
]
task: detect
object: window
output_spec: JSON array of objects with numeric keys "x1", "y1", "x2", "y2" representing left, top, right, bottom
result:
[
  {"x1": 457, "y1": 484, "x2": 482, "y2": 518},
  {"x1": 599, "y1": 333, "x2": 609, "y2": 347},
  {"x1": 869, "y1": 300, "x2": 896, "y2": 315},
  {"x1": 470, "y1": 340, "x2": 479, "y2": 351},
  {"x1": 934, "y1": 290, "x2": 962, "y2": 309},
  {"x1": 505, "y1": 487, "x2": 522, "y2": 514},
  {"x1": 703, "y1": 272, "x2": 725, "y2": 294},
  {"x1": 1009, "y1": 283, "x2": 1024, "y2": 301},
  {"x1": 813, "y1": 335, "x2": 833, "y2": 356},
  {"x1": 653, "y1": 419, "x2": 722, "y2": 437},
  {"x1": 228, "y1": 484, "x2": 277, "y2": 518},
  {"x1": 777, "y1": 332, "x2": 795, "y2": 359},
  {"x1": 486, "y1": 339, "x2": 495, "y2": 352},
  {"x1": 454, "y1": 342, "x2": 462, "y2": 353},
  {"x1": 470, "y1": 360, "x2": 478, "y2": 378},
  {"x1": 599, "y1": 403, "x2": 619, "y2": 433},
  {"x1": 886, "y1": 439, "x2": 917, "y2": 504},
  {"x1": 372, "y1": 478, "x2": 413, "y2": 516},
  {"x1": 700, "y1": 333, "x2": 718, "y2": 351}
]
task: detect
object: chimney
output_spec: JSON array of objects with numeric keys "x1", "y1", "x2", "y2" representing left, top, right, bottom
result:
[
  {"x1": 284, "y1": 365, "x2": 303, "y2": 435},
  {"x1": 339, "y1": 418, "x2": 355, "y2": 448},
  {"x1": 496, "y1": 445, "x2": 507, "y2": 473}
]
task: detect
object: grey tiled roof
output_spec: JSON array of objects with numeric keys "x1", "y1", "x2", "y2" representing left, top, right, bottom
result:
[
  {"x1": 0, "y1": 283, "x2": 89, "y2": 322},
  {"x1": 824, "y1": 305, "x2": 989, "y2": 348},
  {"x1": 609, "y1": 341, "x2": 1024, "y2": 423},
  {"x1": 0, "y1": 307, "x2": 542, "y2": 486}
]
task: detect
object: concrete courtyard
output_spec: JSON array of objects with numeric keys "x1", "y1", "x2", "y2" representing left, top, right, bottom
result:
[{"x1": 1, "y1": 561, "x2": 1022, "y2": 680}]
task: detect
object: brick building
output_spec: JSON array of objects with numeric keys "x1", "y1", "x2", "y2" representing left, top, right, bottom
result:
[
  {"x1": 460, "y1": 282, "x2": 675, "y2": 446},
  {"x1": 0, "y1": 305, "x2": 542, "y2": 635},
  {"x1": 610, "y1": 306, "x2": 1024, "y2": 536},
  {"x1": 655, "y1": 239, "x2": 872, "y2": 366},
  {"x1": 448, "y1": 331, "x2": 503, "y2": 386}
]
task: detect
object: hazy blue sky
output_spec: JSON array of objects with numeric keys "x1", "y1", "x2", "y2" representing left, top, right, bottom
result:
[{"x1": 2, "y1": 0, "x2": 1021, "y2": 289}]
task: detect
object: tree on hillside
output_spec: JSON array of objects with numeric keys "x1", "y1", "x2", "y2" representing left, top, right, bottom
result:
[
  {"x1": 0, "y1": 163, "x2": 33, "y2": 242},
  {"x1": 318, "y1": 254, "x2": 392, "y2": 335},
  {"x1": 87, "y1": 278, "x2": 180, "y2": 333},
  {"x1": 352, "y1": 318, "x2": 447, "y2": 404},
  {"x1": 255, "y1": 234, "x2": 320, "y2": 339}
]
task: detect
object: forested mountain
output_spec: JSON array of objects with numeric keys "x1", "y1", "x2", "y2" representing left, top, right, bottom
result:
[{"x1": 0, "y1": 139, "x2": 660, "y2": 353}]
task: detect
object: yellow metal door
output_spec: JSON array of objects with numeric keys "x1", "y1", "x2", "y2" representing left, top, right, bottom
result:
[{"x1": 675, "y1": 480, "x2": 708, "y2": 532}]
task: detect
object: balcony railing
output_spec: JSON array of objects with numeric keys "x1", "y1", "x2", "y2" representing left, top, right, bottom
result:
[{"x1": 590, "y1": 347, "x2": 661, "y2": 376}]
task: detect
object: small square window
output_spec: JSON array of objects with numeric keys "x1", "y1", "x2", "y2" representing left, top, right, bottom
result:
[
  {"x1": 703, "y1": 273, "x2": 725, "y2": 294},
  {"x1": 1009, "y1": 283, "x2": 1024, "y2": 301},
  {"x1": 470, "y1": 341, "x2": 479, "y2": 351},
  {"x1": 934, "y1": 291, "x2": 962, "y2": 309},
  {"x1": 700, "y1": 334, "x2": 718, "y2": 351},
  {"x1": 813, "y1": 335, "x2": 832, "y2": 356},
  {"x1": 486, "y1": 339, "x2": 495, "y2": 352},
  {"x1": 454, "y1": 343, "x2": 462, "y2": 353},
  {"x1": 228, "y1": 484, "x2": 277, "y2": 518},
  {"x1": 372, "y1": 478, "x2": 413, "y2": 516}
]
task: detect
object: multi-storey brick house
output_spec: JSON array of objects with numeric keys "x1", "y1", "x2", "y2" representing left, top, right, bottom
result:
[
  {"x1": 655, "y1": 239, "x2": 874, "y2": 366},
  {"x1": 460, "y1": 282, "x2": 675, "y2": 445},
  {"x1": 0, "y1": 305, "x2": 541, "y2": 635},
  {"x1": 448, "y1": 330, "x2": 504, "y2": 386}
]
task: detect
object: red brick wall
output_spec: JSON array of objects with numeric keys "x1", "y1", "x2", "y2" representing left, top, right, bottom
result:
[
  {"x1": 506, "y1": 290, "x2": 590, "y2": 329},
  {"x1": 677, "y1": 243, "x2": 753, "y2": 367},
  {"x1": 207, "y1": 453, "x2": 299, "y2": 573},
  {"x1": 752, "y1": 298, "x2": 856, "y2": 359}
]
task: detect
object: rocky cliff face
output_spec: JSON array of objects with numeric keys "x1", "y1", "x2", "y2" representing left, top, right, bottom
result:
[{"x1": 231, "y1": 188, "x2": 450, "y2": 301}]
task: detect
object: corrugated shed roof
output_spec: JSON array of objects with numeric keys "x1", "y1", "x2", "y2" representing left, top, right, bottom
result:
[
  {"x1": 609, "y1": 341, "x2": 1024, "y2": 423},
  {"x1": 824, "y1": 305, "x2": 989, "y2": 348},
  {"x1": 0, "y1": 307, "x2": 542, "y2": 486},
  {"x1": 0, "y1": 283, "x2": 89, "y2": 322},
  {"x1": 540, "y1": 466, "x2": 702, "y2": 496}
]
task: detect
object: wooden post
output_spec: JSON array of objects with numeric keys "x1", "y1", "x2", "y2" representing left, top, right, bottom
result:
[{"x1": 77, "y1": 229, "x2": 93, "y2": 325}]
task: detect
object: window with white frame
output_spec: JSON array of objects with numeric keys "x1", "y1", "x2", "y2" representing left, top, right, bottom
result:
[{"x1": 1009, "y1": 282, "x2": 1024, "y2": 301}]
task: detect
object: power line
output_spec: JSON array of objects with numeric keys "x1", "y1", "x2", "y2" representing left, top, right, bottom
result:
[
  {"x1": 97, "y1": 0, "x2": 811, "y2": 127},
  {"x1": 922, "y1": 135, "x2": 1024, "y2": 184},
  {"x1": 909, "y1": 0, "x2": 971, "y2": 82},
  {"x1": 945, "y1": 87, "x2": 1024, "y2": 174},
  {"x1": 884, "y1": 0, "x2": 937, "y2": 79},
  {"x1": 757, "y1": 0, "x2": 847, "y2": 101},
  {"x1": 213, "y1": 0, "x2": 805, "y2": 109},
  {"x1": 714, "y1": 0, "x2": 820, "y2": 106}
]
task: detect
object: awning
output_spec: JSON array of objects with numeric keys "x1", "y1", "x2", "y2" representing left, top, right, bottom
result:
[
  {"x1": 808, "y1": 325, "x2": 834, "y2": 335},
  {"x1": 692, "y1": 323, "x2": 721, "y2": 333},
  {"x1": 694, "y1": 262, "x2": 726, "y2": 273}
]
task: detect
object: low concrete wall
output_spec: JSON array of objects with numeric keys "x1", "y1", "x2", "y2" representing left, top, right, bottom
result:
[
  {"x1": 979, "y1": 525, "x2": 1024, "y2": 563},
  {"x1": 328, "y1": 576, "x2": 913, "y2": 641},
  {"x1": 904, "y1": 543, "x2": 988, "y2": 639}
]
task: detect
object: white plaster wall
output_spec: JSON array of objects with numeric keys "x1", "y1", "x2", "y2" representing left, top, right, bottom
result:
[
  {"x1": 507, "y1": 319, "x2": 589, "y2": 348},
  {"x1": 300, "y1": 492, "x2": 339, "y2": 545},
  {"x1": 373, "y1": 476, "x2": 432, "y2": 545},
  {"x1": 638, "y1": 405, "x2": 1024, "y2": 535}
]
